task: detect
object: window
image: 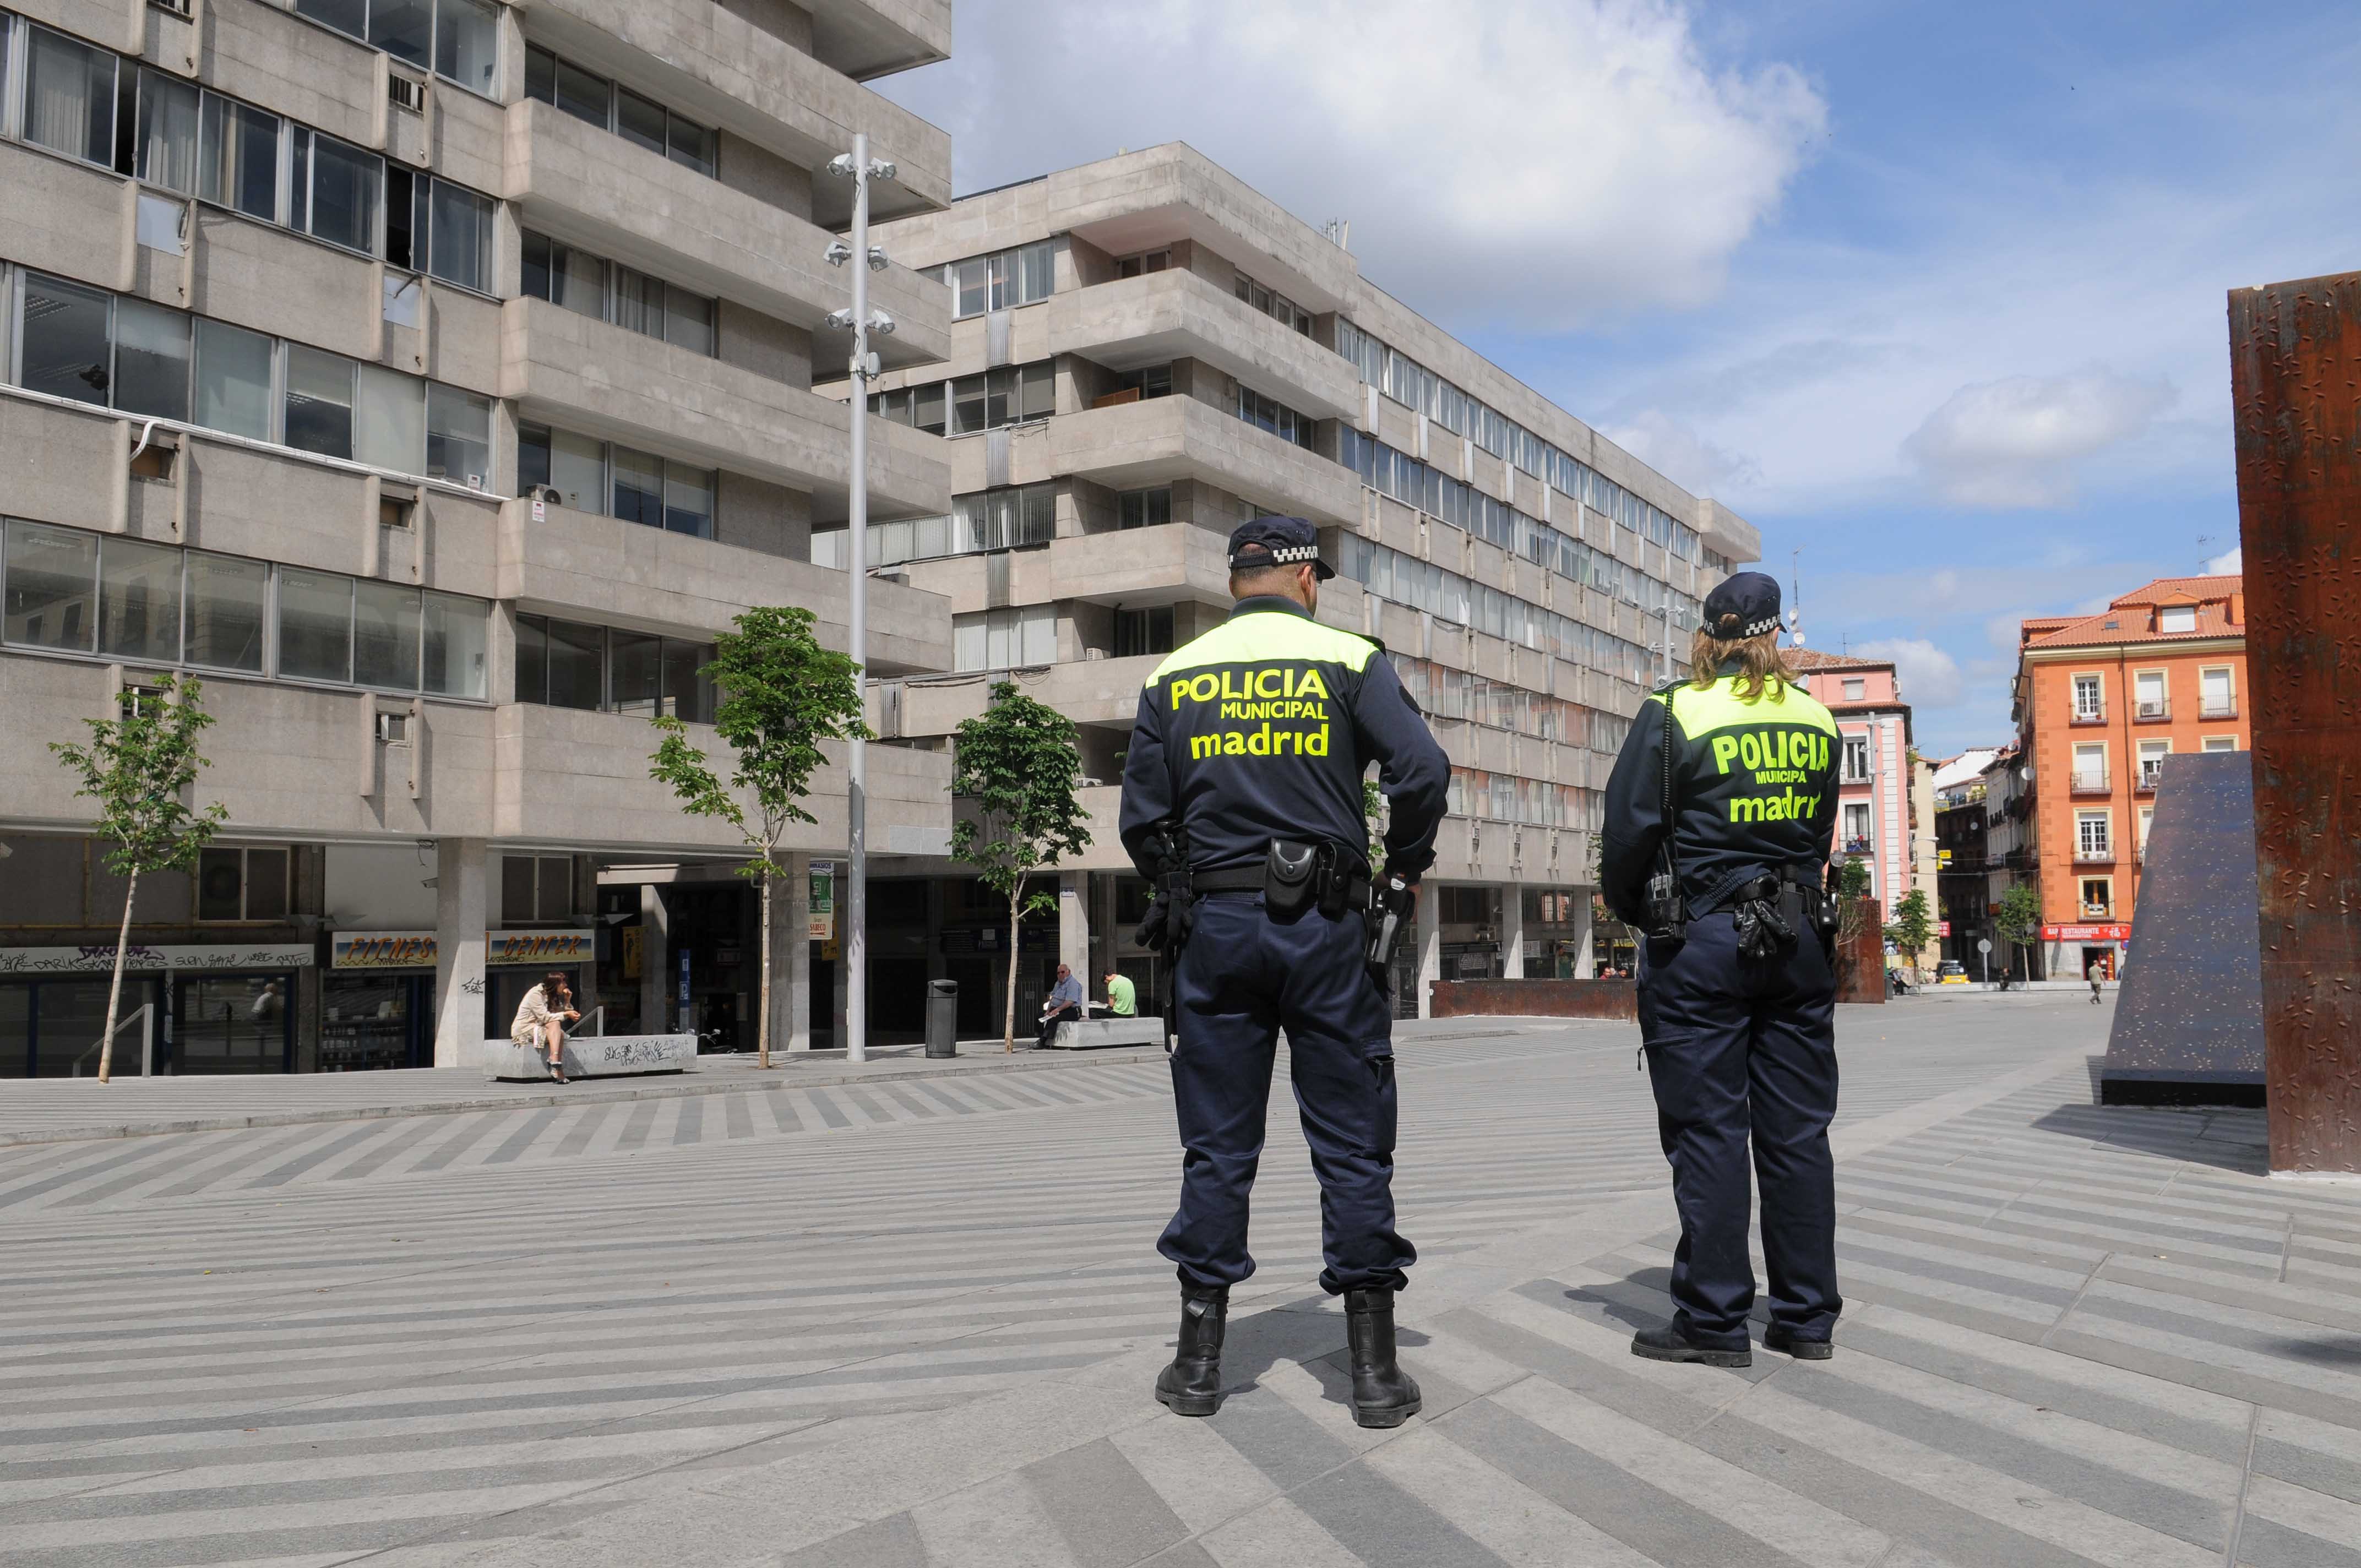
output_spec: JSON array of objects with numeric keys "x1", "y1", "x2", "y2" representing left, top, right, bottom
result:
[
  {"x1": 2071, "y1": 673, "x2": 2103, "y2": 721},
  {"x1": 195, "y1": 846, "x2": 289, "y2": 922},
  {"x1": 2076, "y1": 811, "x2": 2112, "y2": 859},
  {"x1": 23, "y1": 25, "x2": 115, "y2": 167},
  {"x1": 520, "y1": 232, "x2": 720, "y2": 353},
  {"x1": 2137, "y1": 739, "x2": 2169, "y2": 791},
  {"x1": 512, "y1": 615, "x2": 714, "y2": 720},
  {"x1": 352, "y1": 580, "x2": 421, "y2": 689},
  {"x1": 193, "y1": 318, "x2": 274, "y2": 439},
  {"x1": 2202, "y1": 735, "x2": 2237, "y2": 753},
  {"x1": 524, "y1": 45, "x2": 716, "y2": 177},
  {"x1": 1117, "y1": 364, "x2": 1173, "y2": 401},
  {"x1": 3, "y1": 520, "x2": 99, "y2": 652},
  {"x1": 134, "y1": 70, "x2": 201, "y2": 194},
  {"x1": 1842, "y1": 736, "x2": 1871, "y2": 782},
  {"x1": 954, "y1": 606, "x2": 1056, "y2": 671},
  {"x1": 423, "y1": 179, "x2": 493, "y2": 292},
  {"x1": 1234, "y1": 271, "x2": 1315, "y2": 336},
  {"x1": 1841, "y1": 678, "x2": 1865, "y2": 702},
  {"x1": 426, "y1": 384, "x2": 490, "y2": 487},
  {"x1": 1113, "y1": 606, "x2": 1174, "y2": 659},
  {"x1": 2159, "y1": 604, "x2": 2197, "y2": 634},
  {"x1": 955, "y1": 484, "x2": 1056, "y2": 552},
  {"x1": 114, "y1": 298, "x2": 192, "y2": 421},
  {"x1": 2072, "y1": 742, "x2": 2106, "y2": 791},
  {"x1": 199, "y1": 96, "x2": 282, "y2": 222},
  {"x1": 278, "y1": 568, "x2": 353, "y2": 682},
  {"x1": 97, "y1": 535, "x2": 181, "y2": 663},
  {"x1": 1236, "y1": 385, "x2": 1315, "y2": 449},
  {"x1": 183, "y1": 551, "x2": 266, "y2": 672},
  {"x1": 2079, "y1": 878, "x2": 2112, "y2": 917},
  {"x1": 19, "y1": 274, "x2": 113, "y2": 406},
  {"x1": 293, "y1": 0, "x2": 499, "y2": 94},
  {"x1": 884, "y1": 361, "x2": 1056, "y2": 437},
  {"x1": 1116, "y1": 250, "x2": 1169, "y2": 278},
  {"x1": 941, "y1": 240, "x2": 1057, "y2": 318},
  {"x1": 422, "y1": 590, "x2": 488, "y2": 698},
  {"x1": 293, "y1": 129, "x2": 382, "y2": 253},
  {"x1": 2138, "y1": 807, "x2": 2155, "y2": 850},
  {"x1": 1118, "y1": 487, "x2": 1172, "y2": 530},
  {"x1": 1842, "y1": 803, "x2": 1870, "y2": 853},
  {"x1": 282, "y1": 345, "x2": 356, "y2": 459},
  {"x1": 2199, "y1": 666, "x2": 2234, "y2": 718},
  {"x1": 515, "y1": 426, "x2": 717, "y2": 537},
  {"x1": 502, "y1": 854, "x2": 574, "y2": 924},
  {"x1": 2134, "y1": 669, "x2": 2167, "y2": 719},
  {"x1": 432, "y1": 0, "x2": 499, "y2": 95}
]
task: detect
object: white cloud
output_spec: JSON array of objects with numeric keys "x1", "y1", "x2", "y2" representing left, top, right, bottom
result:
[
  {"x1": 1603, "y1": 410, "x2": 1762, "y2": 495},
  {"x1": 879, "y1": 0, "x2": 1825, "y2": 329},
  {"x1": 1901, "y1": 370, "x2": 2179, "y2": 507},
  {"x1": 2205, "y1": 544, "x2": 2243, "y2": 574},
  {"x1": 1853, "y1": 638, "x2": 1965, "y2": 710}
]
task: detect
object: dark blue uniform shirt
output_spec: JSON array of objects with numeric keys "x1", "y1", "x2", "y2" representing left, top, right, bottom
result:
[{"x1": 1119, "y1": 597, "x2": 1449, "y2": 879}]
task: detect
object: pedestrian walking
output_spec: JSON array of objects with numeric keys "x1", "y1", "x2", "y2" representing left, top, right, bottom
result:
[
  {"x1": 1036, "y1": 963, "x2": 1084, "y2": 1047},
  {"x1": 2090, "y1": 974, "x2": 2104, "y2": 1005},
  {"x1": 1119, "y1": 516, "x2": 1449, "y2": 1427},
  {"x1": 1601, "y1": 571, "x2": 1845, "y2": 1368},
  {"x1": 511, "y1": 971, "x2": 581, "y2": 1083}
]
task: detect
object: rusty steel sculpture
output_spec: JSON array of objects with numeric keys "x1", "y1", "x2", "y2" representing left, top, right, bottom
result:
[{"x1": 2228, "y1": 273, "x2": 2361, "y2": 1175}]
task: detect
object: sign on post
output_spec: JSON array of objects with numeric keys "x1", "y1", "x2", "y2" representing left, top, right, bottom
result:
[{"x1": 808, "y1": 859, "x2": 837, "y2": 941}]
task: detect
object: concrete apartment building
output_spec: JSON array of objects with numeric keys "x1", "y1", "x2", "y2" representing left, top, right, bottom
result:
[
  {"x1": 2011, "y1": 573, "x2": 2250, "y2": 982},
  {"x1": 0, "y1": 0, "x2": 960, "y2": 1076},
  {"x1": 821, "y1": 145, "x2": 1759, "y2": 1025}
]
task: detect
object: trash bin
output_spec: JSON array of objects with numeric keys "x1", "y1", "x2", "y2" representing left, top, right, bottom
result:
[{"x1": 924, "y1": 979, "x2": 958, "y2": 1058}]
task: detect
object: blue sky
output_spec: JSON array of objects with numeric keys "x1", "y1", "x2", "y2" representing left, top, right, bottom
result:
[{"x1": 874, "y1": 1, "x2": 2361, "y2": 754}]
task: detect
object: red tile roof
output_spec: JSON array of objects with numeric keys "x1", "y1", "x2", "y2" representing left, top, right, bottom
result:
[
  {"x1": 2022, "y1": 575, "x2": 2244, "y2": 651},
  {"x1": 1784, "y1": 647, "x2": 1889, "y2": 671}
]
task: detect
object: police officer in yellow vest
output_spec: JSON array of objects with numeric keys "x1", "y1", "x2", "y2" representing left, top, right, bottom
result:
[
  {"x1": 1601, "y1": 571, "x2": 1845, "y2": 1367},
  {"x1": 1120, "y1": 516, "x2": 1449, "y2": 1427}
]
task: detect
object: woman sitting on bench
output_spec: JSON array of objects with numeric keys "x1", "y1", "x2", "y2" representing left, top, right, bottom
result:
[{"x1": 512, "y1": 971, "x2": 581, "y2": 1082}]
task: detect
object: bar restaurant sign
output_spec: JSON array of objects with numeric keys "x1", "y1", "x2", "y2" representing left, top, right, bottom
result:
[
  {"x1": 331, "y1": 930, "x2": 596, "y2": 970},
  {"x1": 0, "y1": 944, "x2": 315, "y2": 975}
]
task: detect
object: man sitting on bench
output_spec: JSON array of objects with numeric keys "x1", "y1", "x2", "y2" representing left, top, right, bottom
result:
[{"x1": 1037, "y1": 963, "x2": 1085, "y2": 1047}]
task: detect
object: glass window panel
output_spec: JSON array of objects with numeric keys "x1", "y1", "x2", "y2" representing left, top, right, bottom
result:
[
  {"x1": 426, "y1": 384, "x2": 491, "y2": 485},
  {"x1": 553, "y1": 240, "x2": 608, "y2": 318},
  {"x1": 524, "y1": 45, "x2": 556, "y2": 106},
  {"x1": 25, "y1": 26, "x2": 115, "y2": 165},
  {"x1": 353, "y1": 580, "x2": 421, "y2": 690},
  {"x1": 666, "y1": 115, "x2": 716, "y2": 177},
  {"x1": 513, "y1": 613, "x2": 549, "y2": 704},
  {"x1": 198, "y1": 96, "x2": 279, "y2": 222},
  {"x1": 613, "y1": 268, "x2": 660, "y2": 337},
  {"x1": 182, "y1": 551, "x2": 266, "y2": 672},
  {"x1": 196, "y1": 846, "x2": 246, "y2": 919},
  {"x1": 516, "y1": 423, "x2": 551, "y2": 491},
  {"x1": 659, "y1": 640, "x2": 707, "y2": 721},
  {"x1": 4, "y1": 520, "x2": 100, "y2": 652},
  {"x1": 283, "y1": 345, "x2": 355, "y2": 460},
  {"x1": 500, "y1": 853, "x2": 535, "y2": 920},
  {"x1": 1020, "y1": 241, "x2": 1056, "y2": 302},
  {"x1": 1019, "y1": 360, "x2": 1055, "y2": 420},
  {"x1": 986, "y1": 251, "x2": 1011, "y2": 312},
  {"x1": 664, "y1": 292, "x2": 715, "y2": 356},
  {"x1": 662, "y1": 466, "x2": 715, "y2": 537},
  {"x1": 19, "y1": 274, "x2": 113, "y2": 407},
  {"x1": 611, "y1": 447, "x2": 663, "y2": 527},
  {"x1": 548, "y1": 428, "x2": 605, "y2": 514},
  {"x1": 535, "y1": 856, "x2": 572, "y2": 922},
  {"x1": 608, "y1": 630, "x2": 660, "y2": 716},
  {"x1": 950, "y1": 374, "x2": 986, "y2": 434},
  {"x1": 113, "y1": 298, "x2": 192, "y2": 422},
  {"x1": 426, "y1": 180, "x2": 491, "y2": 292},
  {"x1": 369, "y1": 0, "x2": 432, "y2": 64},
  {"x1": 1019, "y1": 484, "x2": 1055, "y2": 545},
  {"x1": 135, "y1": 71, "x2": 199, "y2": 194},
  {"x1": 545, "y1": 619, "x2": 603, "y2": 710},
  {"x1": 276, "y1": 568, "x2": 353, "y2": 682},
  {"x1": 355, "y1": 362, "x2": 424, "y2": 472},
  {"x1": 912, "y1": 383, "x2": 946, "y2": 435},
  {"x1": 97, "y1": 537, "x2": 183, "y2": 664},
  {"x1": 295, "y1": 0, "x2": 367, "y2": 36},
  {"x1": 191, "y1": 318, "x2": 274, "y2": 440},
  {"x1": 303, "y1": 134, "x2": 381, "y2": 253},
  {"x1": 243, "y1": 848, "x2": 289, "y2": 920},
  {"x1": 984, "y1": 367, "x2": 1013, "y2": 428},
  {"x1": 952, "y1": 615, "x2": 985, "y2": 672},
  {"x1": 616, "y1": 89, "x2": 666, "y2": 156},
  {"x1": 553, "y1": 58, "x2": 610, "y2": 127},
  {"x1": 422, "y1": 591, "x2": 488, "y2": 698},
  {"x1": 434, "y1": 0, "x2": 500, "y2": 95},
  {"x1": 955, "y1": 258, "x2": 986, "y2": 319}
]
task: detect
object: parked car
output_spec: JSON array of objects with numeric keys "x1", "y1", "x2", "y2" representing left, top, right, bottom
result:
[{"x1": 1936, "y1": 961, "x2": 1970, "y2": 984}]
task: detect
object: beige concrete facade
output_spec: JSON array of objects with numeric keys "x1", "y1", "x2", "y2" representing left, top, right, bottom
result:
[
  {"x1": 829, "y1": 144, "x2": 1759, "y2": 1017},
  {"x1": 0, "y1": 0, "x2": 953, "y2": 1073}
]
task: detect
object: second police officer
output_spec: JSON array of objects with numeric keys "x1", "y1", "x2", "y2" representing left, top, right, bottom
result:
[
  {"x1": 1600, "y1": 571, "x2": 1846, "y2": 1367},
  {"x1": 1119, "y1": 516, "x2": 1450, "y2": 1428}
]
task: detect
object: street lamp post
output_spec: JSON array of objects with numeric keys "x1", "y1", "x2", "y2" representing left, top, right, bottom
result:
[{"x1": 825, "y1": 134, "x2": 895, "y2": 1064}]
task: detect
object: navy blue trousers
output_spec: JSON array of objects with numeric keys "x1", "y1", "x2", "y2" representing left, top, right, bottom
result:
[
  {"x1": 1638, "y1": 911, "x2": 1842, "y2": 1348},
  {"x1": 1160, "y1": 894, "x2": 1415, "y2": 1295}
]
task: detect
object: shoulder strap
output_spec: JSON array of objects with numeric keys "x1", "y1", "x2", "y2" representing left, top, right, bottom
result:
[{"x1": 1658, "y1": 688, "x2": 1679, "y2": 869}]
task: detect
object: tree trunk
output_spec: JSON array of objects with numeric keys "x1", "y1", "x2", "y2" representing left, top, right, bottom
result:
[
  {"x1": 757, "y1": 850, "x2": 774, "y2": 1070},
  {"x1": 1003, "y1": 875, "x2": 1024, "y2": 1053},
  {"x1": 97, "y1": 867, "x2": 137, "y2": 1084}
]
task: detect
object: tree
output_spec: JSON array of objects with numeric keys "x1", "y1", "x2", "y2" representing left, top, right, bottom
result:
[
  {"x1": 1362, "y1": 776, "x2": 1388, "y2": 876},
  {"x1": 950, "y1": 682, "x2": 1092, "y2": 1052},
  {"x1": 50, "y1": 676, "x2": 227, "y2": 1083},
  {"x1": 1992, "y1": 883, "x2": 2043, "y2": 983},
  {"x1": 1885, "y1": 888, "x2": 1934, "y2": 980},
  {"x1": 1835, "y1": 855, "x2": 1875, "y2": 944},
  {"x1": 648, "y1": 607, "x2": 867, "y2": 1069}
]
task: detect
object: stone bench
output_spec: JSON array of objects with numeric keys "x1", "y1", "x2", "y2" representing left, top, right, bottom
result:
[
  {"x1": 483, "y1": 1033, "x2": 698, "y2": 1082},
  {"x1": 1043, "y1": 1016, "x2": 1165, "y2": 1050}
]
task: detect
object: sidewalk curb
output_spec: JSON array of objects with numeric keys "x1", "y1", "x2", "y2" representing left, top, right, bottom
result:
[{"x1": 0, "y1": 1046, "x2": 1170, "y2": 1150}]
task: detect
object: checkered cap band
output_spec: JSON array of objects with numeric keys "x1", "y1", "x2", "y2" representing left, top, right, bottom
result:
[{"x1": 1232, "y1": 543, "x2": 1320, "y2": 567}]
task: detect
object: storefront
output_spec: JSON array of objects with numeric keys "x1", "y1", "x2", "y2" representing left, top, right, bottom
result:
[
  {"x1": 0, "y1": 943, "x2": 313, "y2": 1077},
  {"x1": 2044, "y1": 923, "x2": 2130, "y2": 980},
  {"x1": 323, "y1": 929, "x2": 596, "y2": 1068}
]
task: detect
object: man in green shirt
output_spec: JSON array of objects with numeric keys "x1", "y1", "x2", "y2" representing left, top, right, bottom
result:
[{"x1": 1104, "y1": 969, "x2": 1137, "y2": 1017}]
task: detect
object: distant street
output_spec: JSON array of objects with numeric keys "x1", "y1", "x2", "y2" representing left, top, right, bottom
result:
[{"x1": 4, "y1": 998, "x2": 2358, "y2": 1567}]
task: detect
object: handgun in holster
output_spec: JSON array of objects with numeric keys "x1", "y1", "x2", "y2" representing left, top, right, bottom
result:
[{"x1": 1365, "y1": 873, "x2": 1414, "y2": 992}]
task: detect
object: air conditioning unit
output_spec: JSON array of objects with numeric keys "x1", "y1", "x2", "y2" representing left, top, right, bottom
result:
[
  {"x1": 150, "y1": 0, "x2": 193, "y2": 17},
  {"x1": 376, "y1": 711, "x2": 411, "y2": 743},
  {"x1": 388, "y1": 74, "x2": 426, "y2": 112}
]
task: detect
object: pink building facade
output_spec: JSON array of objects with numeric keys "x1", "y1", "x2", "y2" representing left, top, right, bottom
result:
[{"x1": 1788, "y1": 651, "x2": 1922, "y2": 922}]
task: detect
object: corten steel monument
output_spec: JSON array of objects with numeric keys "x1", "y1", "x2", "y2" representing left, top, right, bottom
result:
[
  {"x1": 2099, "y1": 754, "x2": 2264, "y2": 1106},
  {"x1": 2228, "y1": 274, "x2": 2361, "y2": 1175}
]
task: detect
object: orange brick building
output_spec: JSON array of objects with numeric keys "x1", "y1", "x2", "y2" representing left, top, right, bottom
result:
[{"x1": 2011, "y1": 575, "x2": 2250, "y2": 979}]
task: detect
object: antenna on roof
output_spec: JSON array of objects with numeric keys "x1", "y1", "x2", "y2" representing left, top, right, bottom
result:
[
  {"x1": 1323, "y1": 219, "x2": 1352, "y2": 252},
  {"x1": 1787, "y1": 548, "x2": 1806, "y2": 647}
]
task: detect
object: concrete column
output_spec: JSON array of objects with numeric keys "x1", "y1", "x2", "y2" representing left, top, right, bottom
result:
[
  {"x1": 638, "y1": 884, "x2": 668, "y2": 1034},
  {"x1": 782, "y1": 854, "x2": 813, "y2": 1052},
  {"x1": 1571, "y1": 896, "x2": 1597, "y2": 978},
  {"x1": 1058, "y1": 871, "x2": 1090, "y2": 989},
  {"x1": 431, "y1": 838, "x2": 486, "y2": 1068},
  {"x1": 1501, "y1": 881, "x2": 1526, "y2": 978},
  {"x1": 1415, "y1": 884, "x2": 1443, "y2": 1020}
]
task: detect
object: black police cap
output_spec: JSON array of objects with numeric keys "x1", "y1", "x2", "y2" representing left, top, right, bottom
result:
[
  {"x1": 1228, "y1": 515, "x2": 1335, "y2": 580},
  {"x1": 1701, "y1": 571, "x2": 1782, "y2": 640}
]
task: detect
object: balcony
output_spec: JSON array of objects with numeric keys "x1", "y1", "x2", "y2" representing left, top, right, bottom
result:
[
  {"x1": 2133, "y1": 699, "x2": 2172, "y2": 723},
  {"x1": 2068, "y1": 769, "x2": 2112, "y2": 796},
  {"x1": 1042, "y1": 269, "x2": 1362, "y2": 421},
  {"x1": 2069, "y1": 707, "x2": 2107, "y2": 726},
  {"x1": 1842, "y1": 837, "x2": 1873, "y2": 856},
  {"x1": 808, "y1": 0, "x2": 953, "y2": 82},
  {"x1": 1036, "y1": 395, "x2": 1364, "y2": 525},
  {"x1": 2073, "y1": 844, "x2": 2117, "y2": 865},
  {"x1": 893, "y1": 653, "x2": 1162, "y2": 738},
  {"x1": 2199, "y1": 697, "x2": 2239, "y2": 720},
  {"x1": 2135, "y1": 765, "x2": 2165, "y2": 796}
]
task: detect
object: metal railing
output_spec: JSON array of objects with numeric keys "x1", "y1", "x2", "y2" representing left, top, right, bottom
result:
[
  {"x1": 2134, "y1": 699, "x2": 2171, "y2": 721},
  {"x1": 2073, "y1": 844, "x2": 2116, "y2": 864},
  {"x1": 2069, "y1": 707, "x2": 2107, "y2": 726},
  {"x1": 2199, "y1": 698, "x2": 2238, "y2": 719},
  {"x1": 72, "y1": 1003, "x2": 154, "y2": 1078},
  {"x1": 577, "y1": 1006, "x2": 607, "y2": 1037},
  {"x1": 2069, "y1": 769, "x2": 2111, "y2": 794}
]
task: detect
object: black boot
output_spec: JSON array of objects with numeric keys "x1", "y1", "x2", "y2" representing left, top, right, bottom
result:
[
  {"x1": 1344, "y1": 1288, "x2": 1422, "y2": 1429},
  {"x1": 1154, "y1": 1287, "x2": 1228, "y2": 1417},
  {"x1": 1630, "y1": 1322, "x2": 1753, "y2": 1368},
  {"x1": 1764, "y1": 1324, "x2": 1834, "y2": 1360}
]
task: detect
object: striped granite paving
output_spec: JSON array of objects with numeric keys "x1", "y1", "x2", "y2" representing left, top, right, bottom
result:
[{"x1": 7, "y1": 997, "x2": 2355, "y2": 1565}]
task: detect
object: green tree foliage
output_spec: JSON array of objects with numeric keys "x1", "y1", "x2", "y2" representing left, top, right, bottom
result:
[
  {"x1": 950, "y1": 682, "x2": 1092, "y2": 1052},
  {"x1": 1885, "y1": 888, "x2": 1934, "y2": 978},
  {"x1": 1362, "y1": 776, "x2": 1387, "y2": 876},
  {"x1": 1992, "y1": 883, "x2": 2044, "y2": 982},
  {"x1": 50, "y1": 677, "x2": 227, "y2": 1082},
  {"x1": 648, "y1": 607, "x2": 867, "y2": 1068},
  {"x1": 1835, "y1": 855, "x2": 1876, "y2": 943}
]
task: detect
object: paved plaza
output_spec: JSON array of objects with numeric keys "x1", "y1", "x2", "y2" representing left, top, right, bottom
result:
[{"x1": 4, "y1": 997, "x2": 2359, "y2": 1567}]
